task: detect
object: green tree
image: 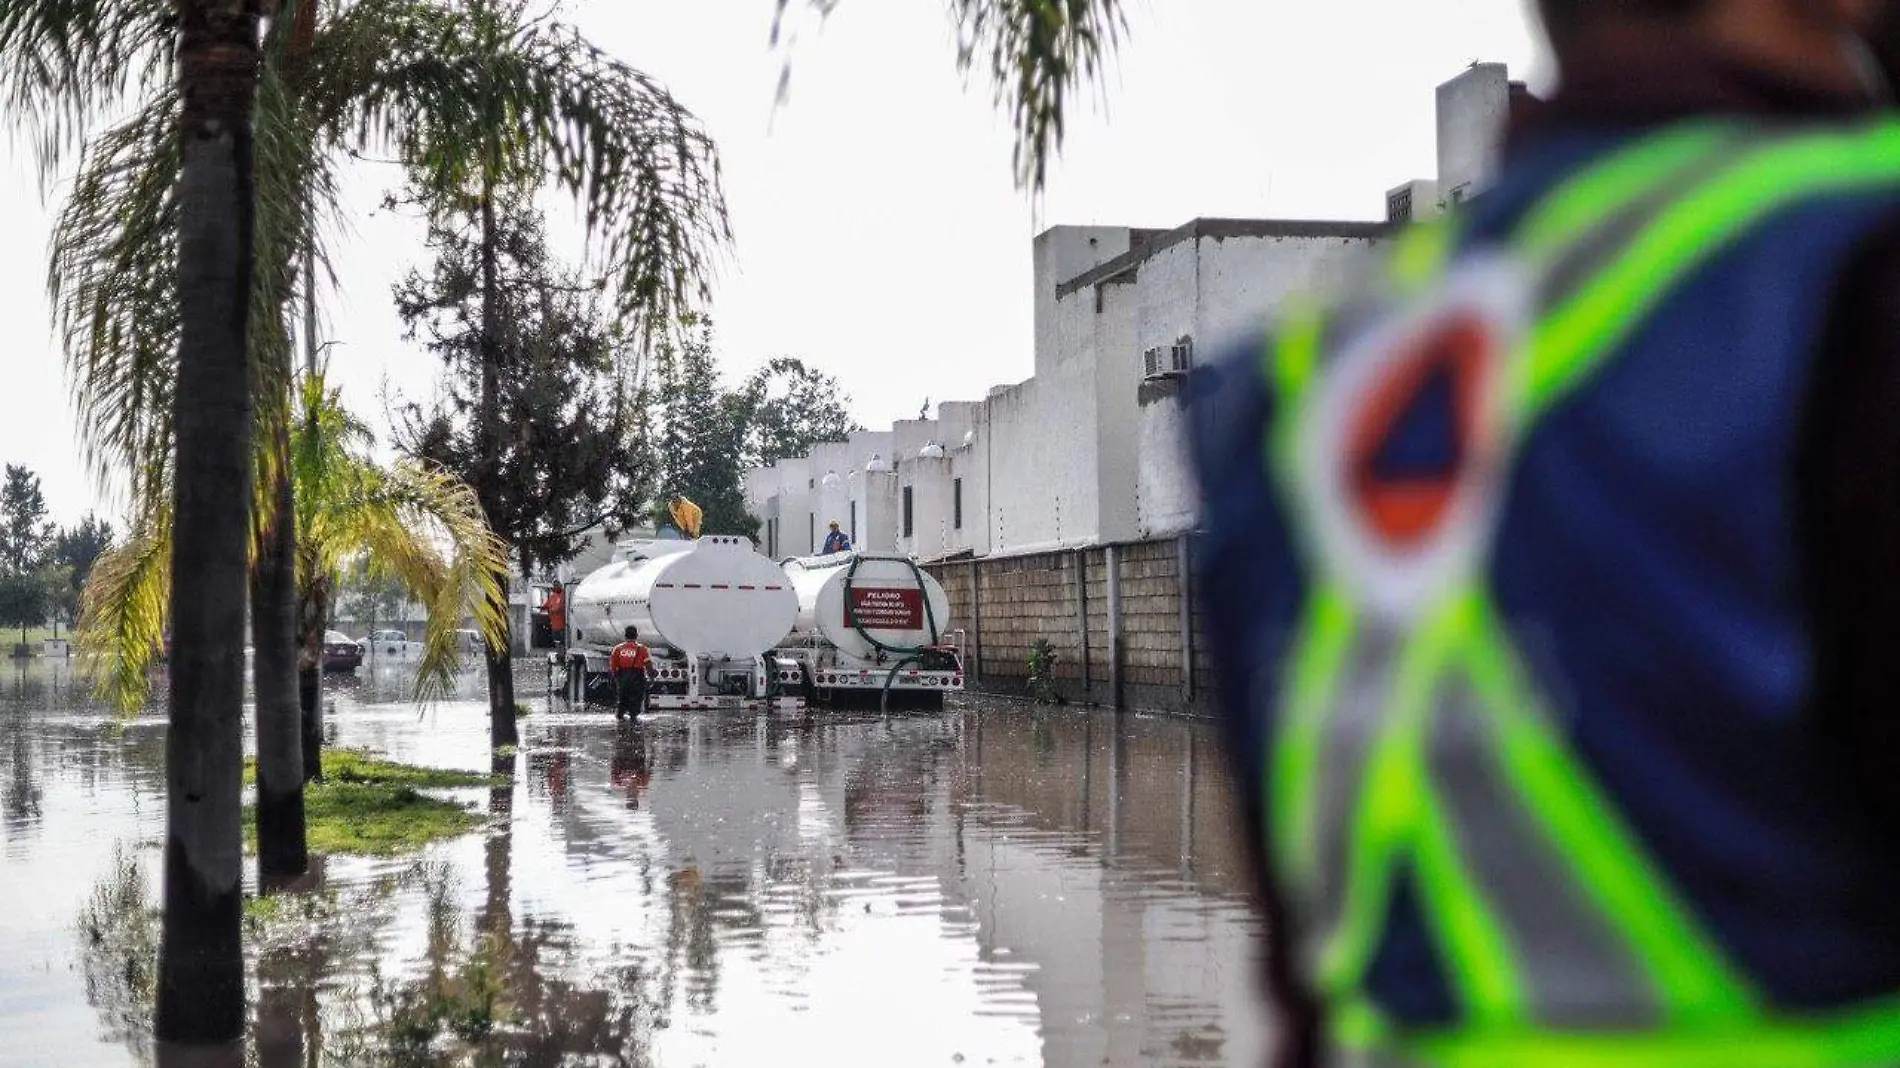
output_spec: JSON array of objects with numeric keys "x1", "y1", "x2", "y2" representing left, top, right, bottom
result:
[
  {"x1": 394, "y1": 180, "x2": 656, "y2": 745},
  {"x1": 335, "y1": 557, "x2": 410, "y2": 634},
  {"x1": 0, "y1": 466, "x2": 52, "y2": 576},
  {"x1": 737, "y1": 357, "x2": 861, "y2": 469},
  {"x1": 50, "y1": 514, "x2": 114, "y2": 636},
  {"x1": 36, "y1": 563, "x2": 74, "y2": 641},
  {"x1": 650, "y1": 320, "x2": 756, "y2": 538},
  {"x1": 0, "y1": 571, "x2": 46, "y2": 651}
]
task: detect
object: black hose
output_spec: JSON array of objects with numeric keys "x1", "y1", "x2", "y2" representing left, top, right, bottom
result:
[
  {"x1": 880, "y1": 654, "x2": 924, "y2": 717},
  {"x1": 841, "y1": 554, "x2": 942, "y2": 658}
]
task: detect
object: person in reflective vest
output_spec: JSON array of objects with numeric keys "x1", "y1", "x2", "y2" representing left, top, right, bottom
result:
[
  {"x1": 1187, "y1": 2, "x2": 1900, "y2": 1065},
  {"x1": 544, "y1": 581, "x2": 567, "y2": 651},
  {"x1": 610, "y1": 626, "x2": 651, "y2": 721}
]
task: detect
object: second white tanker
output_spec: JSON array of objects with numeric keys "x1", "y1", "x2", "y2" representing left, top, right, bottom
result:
[{"x1": 776, "y1": 551, "x2": 964, "y2": 707}]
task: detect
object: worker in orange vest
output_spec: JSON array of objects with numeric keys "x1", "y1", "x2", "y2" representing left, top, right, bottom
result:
[
  {"x1": 610, "y1": 625, "x2": 652, "y2": 721},
  {"x1": 544, "y1": 580, "x2": 567, "y2": 652}
]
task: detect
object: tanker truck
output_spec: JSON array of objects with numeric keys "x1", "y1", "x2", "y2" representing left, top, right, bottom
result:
[
  {"x1": 775, "y1": 551, "x2": 964, "y2": 708},
  {"x1": 555, "y1": 535, "x2": 806, "y2": 713}
]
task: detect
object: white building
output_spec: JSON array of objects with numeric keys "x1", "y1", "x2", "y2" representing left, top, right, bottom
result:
[{"x1": 747, "y1": 64, "x2": 1521, "y2": 561}]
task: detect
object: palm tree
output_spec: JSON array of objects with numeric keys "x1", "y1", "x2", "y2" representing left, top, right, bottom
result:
[
  {"x1": 46, "y1": 0, "x2": 730, "y2": 764},
  {"x1": 0, "y1": 0, "x2": 268, "y2": 1047},
  {"x1": 81, "y1": 372, "x2": 509, "y2": 717}
]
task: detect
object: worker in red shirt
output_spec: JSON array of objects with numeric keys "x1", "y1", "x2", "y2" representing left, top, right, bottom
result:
[
  {"x1": 544, "y1": 580, "x2": 567, "y2": 652},
  {"x1": 609, "y1": 625, "x2": 651, "y2": 721}
]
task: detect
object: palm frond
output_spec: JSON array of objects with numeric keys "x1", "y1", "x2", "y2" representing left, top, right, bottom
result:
[
  {"x1": 50, "y1": 70, "x2": 338, "y2": 507},
  {"x1": 0, "y1": 0, "x2": 176, "y2": 177},
  {"x1": 74, "y1": 495, "x2": 171, "y2": 714},
  {"x1": 294, "y1": 374, "x2": 507, "y2": 704},
  {"x1": 771, "y1": 0, "x2": 1125, "y2": 191},
  {"x1": 320, "y1": 0, "x2": 729, "y2": 347}
]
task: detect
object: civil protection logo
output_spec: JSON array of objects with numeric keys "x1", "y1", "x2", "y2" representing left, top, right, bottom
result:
[{"x1": 1297, "y1": 253, "x2": 1530, "y2": 623}]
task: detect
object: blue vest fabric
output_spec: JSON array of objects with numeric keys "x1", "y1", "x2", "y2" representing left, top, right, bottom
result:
[{"x1": 1188, "y1": 124, "x2": 1900, "y2": 1027}]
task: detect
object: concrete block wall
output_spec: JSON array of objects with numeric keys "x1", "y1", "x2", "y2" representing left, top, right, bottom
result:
[{"x1": 927, "y1": 534, "x2": 1208, "y2": 716}]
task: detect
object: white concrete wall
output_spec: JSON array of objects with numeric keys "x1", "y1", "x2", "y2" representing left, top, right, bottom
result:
[
  {"x1": 898, "y1": 455, "x2": 958, "y2": 561},
  {"x1": 1437, "y1": 63, "x2": 1513, "y2": 206},
  {"x1": 1034, "y1": 226, "x2": 1138, "y2": 377},
  {"x1": 941, "y1": 401, "x2": 989, "y2": 557}
]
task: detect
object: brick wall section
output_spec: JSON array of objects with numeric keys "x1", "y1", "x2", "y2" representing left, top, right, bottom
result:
[{"x1": 926, "y1": 535, "x2": 1215, "y2": 716}]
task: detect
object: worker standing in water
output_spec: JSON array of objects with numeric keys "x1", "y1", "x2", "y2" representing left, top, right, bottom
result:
[
  {"x1": 610, "y1": 626, "x2": 651, "y2": 721},
  {"x1": 544, "y1": 580, "x2": 567, "y2": 655},
  {"x1": 822, "y1": 520, "x2": 852, "y2": 555},
  {"x1": 1188, "y1": 1, "x2": 1900, "y2": 1065}
]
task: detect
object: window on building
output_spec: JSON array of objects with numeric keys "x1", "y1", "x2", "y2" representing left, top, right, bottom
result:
[
  {"x1": 902, "y1": 486, "x2": 914, "y2": 539},
  {"x1": 850, "y1": 500, "x2": 857, "y2": 541},
  {"x1": 766, "y1": 518, "x2": 776, "y2": 558},
  {"x1": 953, "y1": 478, "x2": 963, "y2": 530},
  {"x1": 808, "y1": 513, "x2": 815, "y2": 553}
]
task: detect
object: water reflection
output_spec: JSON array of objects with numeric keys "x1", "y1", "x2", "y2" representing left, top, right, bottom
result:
[{"x1": 1, "y1": 658, "x2": 1267, "y2": 1067}]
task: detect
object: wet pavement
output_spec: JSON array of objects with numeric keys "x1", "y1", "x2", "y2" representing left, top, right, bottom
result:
[{"x1": 0, "y1": 658, "x2": 1270, "y2": 1067}]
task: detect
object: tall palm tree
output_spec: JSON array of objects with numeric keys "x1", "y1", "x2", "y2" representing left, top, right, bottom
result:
[
  {"x1": 81, "y1": 372, "x2": 509, "y2": 717},
  {"x1": 0, "y1": 0, "x2": 270, "y2": 1047}
]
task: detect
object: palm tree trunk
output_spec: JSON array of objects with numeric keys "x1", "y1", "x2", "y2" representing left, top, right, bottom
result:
[
  {"x1": 156, "y1": 0, "x2": 260, "y2": 1049},
  {"x1": 253, "y1": 424, "x2": 306, "y2": 883},
  {"x1": 478, "y1": 171, "x2": 518, "y2": 750},
  {"x1": 296, "y1": 569, "x2": 327, "y2": 782}
]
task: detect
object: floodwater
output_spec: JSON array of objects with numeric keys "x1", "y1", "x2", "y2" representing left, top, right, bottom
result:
[{"x1": 0, "y1": 658, "x2": 1270, "y2": 1067}]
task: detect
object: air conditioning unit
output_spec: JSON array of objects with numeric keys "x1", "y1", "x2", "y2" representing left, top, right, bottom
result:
[{"x1": 1143, "y1": 335, "x2": 1194, "y2": 380}]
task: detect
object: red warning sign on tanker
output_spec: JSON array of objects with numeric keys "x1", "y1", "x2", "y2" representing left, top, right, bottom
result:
[{"x1": 846, "y1": 586, "x2": 924, "y2": 630}]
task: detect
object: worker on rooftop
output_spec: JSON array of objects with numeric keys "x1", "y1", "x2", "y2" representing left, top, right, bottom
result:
[
  {"x1": 822, "y1": 520, "x2": 852, "y2": 555},
  {"x1": 1188, "y1": 1, "x2": 1900, "y2": 1065}
]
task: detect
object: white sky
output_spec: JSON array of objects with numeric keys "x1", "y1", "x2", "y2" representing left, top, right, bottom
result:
[{"x1": 0, "y1": 0, "x2": 1546, "y2": 526}]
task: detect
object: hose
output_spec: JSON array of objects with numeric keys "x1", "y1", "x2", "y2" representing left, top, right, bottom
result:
[
  {"x1": 841, "y1": 553, "x2": 942, "y2": 659},
  {"x1": 880, "y1": 654, "x2": 924, "y2": 717}
]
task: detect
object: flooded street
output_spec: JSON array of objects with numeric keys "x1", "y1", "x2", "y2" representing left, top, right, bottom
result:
[{"x1": 0, "y1": 659, "x2": 1269, "y2": 1067}]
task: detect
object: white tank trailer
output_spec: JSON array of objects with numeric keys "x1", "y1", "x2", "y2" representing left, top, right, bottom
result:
[
  {"x1": 776, "y1": 551, "x2": 964, "y2": 708},
  {"x1": 556, "y1": 535, "x2": 806, "y2": 712}
]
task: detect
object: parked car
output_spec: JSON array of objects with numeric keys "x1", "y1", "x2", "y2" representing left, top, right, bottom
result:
[
  {"x1": 322, "y1": 630, "x2": 363, "y2": 673},
  {"x1": 453, "y1": 629, "x2": 486, "y2": 657},
  {"x1": 363, "y1": 629, "x2": 420, "y2": 658}
]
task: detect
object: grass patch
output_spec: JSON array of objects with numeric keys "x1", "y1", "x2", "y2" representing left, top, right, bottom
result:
[
  {"x1": 244, "y1": 748, "x2": 503, "y2": 789},
  {"x1": 513, "y1": 701, "x2": 534, "y2": 719},
  {"x1": 244, "y1": 748, "x2": 504, "y2": 857}
]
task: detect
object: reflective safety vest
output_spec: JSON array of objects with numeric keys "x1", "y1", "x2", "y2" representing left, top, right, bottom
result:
[{"x1": 1212, "y1": 121, "x2": 1900, "y2": 1066}]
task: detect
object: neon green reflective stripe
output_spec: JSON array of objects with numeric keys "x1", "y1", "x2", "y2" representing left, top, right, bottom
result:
[
  {"x1": 1462, "y1": 599, "x2": 1755, "y2": 1019},
  {"x1": 1404, "y1": 997, "x2": 1900, "y2": 1068},
  {"x1": 1413, "y1": 786, "x2": 1522, "y2": 1023},
  {"x1": 1266, "y1": 307, "x2": 1325, "y2": 496},
  {"x1": 1389, "y1": 216, "x2": 1459, "y2": 292},
  {"x1": 1514, "y1": 123, "x2": 1738, "y2": 259},
  {"x1": 1405, "y1": 592, "x2": 1524, "y2": 1023},
  {"x1": 1273, "y1": 584, "x2": 1356, "y2": 889},
  {"x1": 1319, "y1": 598, "x2": 1463, "y2": 997},
  {"x1": 1523, "y1": 125, "x2": 1900, "y2": 415}
]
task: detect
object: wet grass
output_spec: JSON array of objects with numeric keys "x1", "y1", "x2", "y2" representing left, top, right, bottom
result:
[
  {"x1": 244, "y1": 748, "x2": 505, "y2": 856},
  {"x1": 245, "y1": 748, "x2": 504, "y2": 789}
]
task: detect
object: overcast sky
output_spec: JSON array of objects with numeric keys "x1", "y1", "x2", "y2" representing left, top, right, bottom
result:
[{"x1": 0, "y1": 0, "x2": 1545, "y2": 525}]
